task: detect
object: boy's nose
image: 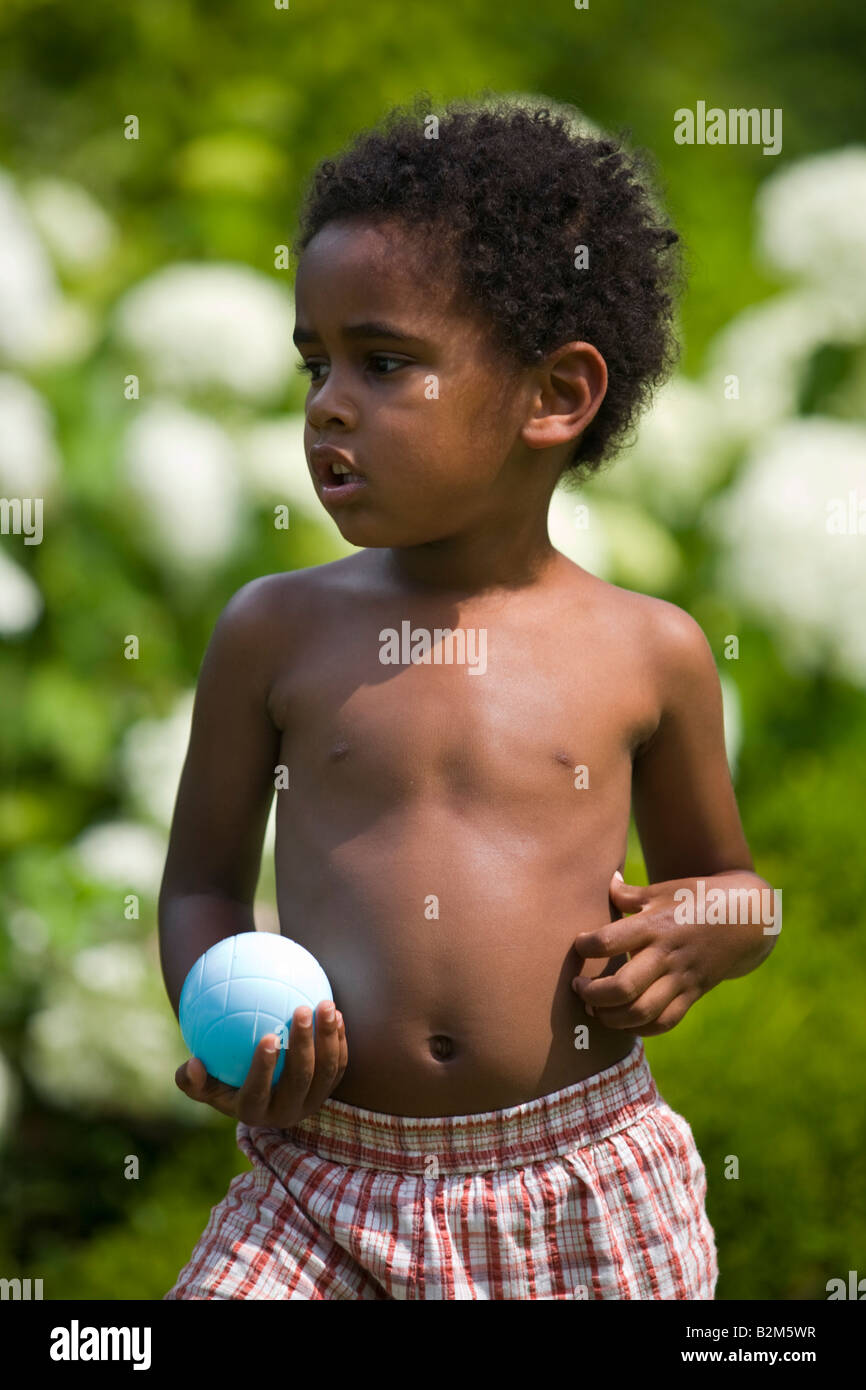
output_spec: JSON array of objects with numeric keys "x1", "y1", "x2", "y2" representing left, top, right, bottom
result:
[{"x1": 307, "y1": 378, "x2": 359, "y2": 431}]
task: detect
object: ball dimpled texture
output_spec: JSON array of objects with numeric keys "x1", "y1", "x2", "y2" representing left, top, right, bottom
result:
[{"x1": 179, "y1": 932, "x2": 334, "y2": 1089}]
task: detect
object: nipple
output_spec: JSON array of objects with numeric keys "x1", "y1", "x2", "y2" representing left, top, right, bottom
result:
[{"x1": 428, "y1": 1034, "x2": 455, "y2": 1061}]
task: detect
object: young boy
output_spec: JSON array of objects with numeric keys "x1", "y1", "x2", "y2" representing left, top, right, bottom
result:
[{"x1": 160, "y1": 96, "x2": 777, "y2": 1300}]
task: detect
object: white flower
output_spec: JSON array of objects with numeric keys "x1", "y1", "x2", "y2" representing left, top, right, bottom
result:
[
  {"x1": 708, "y1": 417, "x2": 866, "y2": 686},
  {"x1": 548, "y1": 484, "x2": 611, "y2": 575},
  {"x1": 0, "y1": 372, "x2": 61, "y2": 494},
  {"x1": 24, "y1": 946, "x2": 209, "y2": 1120},
  {"x1": 0, "y1": 548, "x2": 43, "y2": 635},
  {"x1": 549, "y1": 487, "x2": 681, "y2": 591},
  {"x1": 120, "y1": 691, "x2": 278, "y2": 857},
  {"x1": 70, "y1": 942, "x2": 146, "y2": 993},
  {"x1": 122, "y1": 400, "x2": 242, "y2": 570},
  {"x1": 755, "y1": 146, "x2": 866, "y2": 300},
  {"x1": 239, "y1": 414, "x2": 312, "y2": 503},
  {"x1": 594, "y1": 375, "x2": 731, "y2": 524},
  {"x1": 113, "y1": 262, "x2": 296, "y2": 402},
  {"x1": 4, "y1": 907, "x2": 50, "y2": 958},
  {"x1": 24, "y1": 177, "x2": 117, "y2": 273},
  {"x1": 121, "y1": 692, "x2": 194, "y2": 828},
  {"x1": 700, "y1": 288, "x2": 861, "y2": 446},
  {"x1": 0, "y1": 168, "x2": 88, "y2": 365},
  {"x1": 74, "y1": 821, "x2": 167, "y2": 895},
  {"x1": 237, "y1": 414, "x2": 360, "y2": 556}
]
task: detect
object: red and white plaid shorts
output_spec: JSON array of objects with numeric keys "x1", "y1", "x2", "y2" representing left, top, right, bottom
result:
[{"x1": 164, "y1": 1038, "x2": 718, "y2": 1300}]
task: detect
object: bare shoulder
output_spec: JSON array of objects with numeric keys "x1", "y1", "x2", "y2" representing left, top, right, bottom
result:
[
  {"x1": 622, "y1": 588, "x2": 713, "y2": 668},
  {"x1": 218, "y1": 553, "x2": 371, "y2": 632},
  {"x1": 567, "y1": 566, "x2": 716, "y2": 682},
  {"x1": 583, "y1": 564, "x2": 711, "y2": 644},
  {"x1": 196, "y1": 557, "x2": 362, "y2": 694}
]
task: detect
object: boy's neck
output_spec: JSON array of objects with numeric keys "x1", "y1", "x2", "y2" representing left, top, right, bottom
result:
[{"x1": 379, "y1": 522, "x2": 566, "y2": 598}]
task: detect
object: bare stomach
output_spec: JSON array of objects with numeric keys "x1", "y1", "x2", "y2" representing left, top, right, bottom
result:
[{"x1": 275, "y1": 811, "x2": 634, "y2": 1117}]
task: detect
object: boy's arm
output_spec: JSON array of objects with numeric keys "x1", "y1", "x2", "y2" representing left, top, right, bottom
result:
[
  {"x1": 631, "y1": 602, "x2": 778, "y2": 978},
  {"x1": 572, "y1": 602, "x2": 777, "y2": 1032},
  {"x1": 158, "y1": 578, "x2": 283, "y2": 1020},
  {"x1": 631, "y1": 602, "x2": 755, "y2": 883}
]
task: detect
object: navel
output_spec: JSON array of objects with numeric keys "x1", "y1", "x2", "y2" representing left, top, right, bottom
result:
[{"x1": 428, "y1": 1034, "x2": 455, "y2": 1062}]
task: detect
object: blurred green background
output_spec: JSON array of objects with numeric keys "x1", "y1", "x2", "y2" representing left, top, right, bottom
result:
[{"x1": 1, "y1": 0, "x2": 865, "y2": 1301}]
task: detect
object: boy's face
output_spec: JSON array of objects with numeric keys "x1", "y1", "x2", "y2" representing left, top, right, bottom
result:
[{"x1": 294, "y1": 217, "x2": 555, "y2": 552}]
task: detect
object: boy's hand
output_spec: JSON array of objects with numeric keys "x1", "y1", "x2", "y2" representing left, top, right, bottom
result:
[
  {"x1": 175, "y1": 1002, "x2": 347, "y2": 1126},
  {"x1": 571, "y1": 869, "x2": 778, "y2": 1036}
]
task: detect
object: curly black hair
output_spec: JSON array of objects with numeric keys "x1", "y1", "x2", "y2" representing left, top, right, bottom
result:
[{"x1": 293, "y1": 93, "x2": 685, "y2": 485}]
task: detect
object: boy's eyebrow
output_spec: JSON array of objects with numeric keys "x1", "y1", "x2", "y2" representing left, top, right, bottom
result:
[{"x1": 293, "y1": 320, "x2": 421, "y2": 345}]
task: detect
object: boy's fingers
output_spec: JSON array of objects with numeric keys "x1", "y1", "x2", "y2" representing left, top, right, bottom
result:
[
  {"x1": 608, "y1": 876, "x2": 652, "y2": 909},
  {"x1": 270, "y1": 1003, "x2": 344, "y2": 1126},
  {"x1": 175, "y1": 1057, "x2": 204, "y2": 1092},
  {"x1": 298, "y1": 1003, "x2": 345, "y2": 1116},
  {"x1": 268, "y1": 1005, "x2": 318, "y2": 1121},
  {"x1": 176, "y1": 1058, "x2": 240, "y2": 1118},
  {"x1": 175, "y1": 1056, "x2": 216, "y2": 1097},
  {"x1": 574, "y1": 917, "x2": 652, "y2": 960},
  {"x1": 176, "y1": 1007, "x2": 347, "y2": 1127},
  {"x1": 235, "y1": 1034, "x2": 281, "y2": 1123}
]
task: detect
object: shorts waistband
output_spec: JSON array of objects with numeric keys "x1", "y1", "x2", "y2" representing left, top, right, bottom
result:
[{"x1": 270, "y1": 1039, "x2": 659, "y2": 1175}]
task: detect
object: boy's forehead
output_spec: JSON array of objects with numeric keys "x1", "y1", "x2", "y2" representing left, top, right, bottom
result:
[{"x1": 296, "y1": 218, "x2": 460, "y2": 331}]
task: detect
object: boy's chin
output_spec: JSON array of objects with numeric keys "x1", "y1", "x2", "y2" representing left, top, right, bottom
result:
[
  {"x1": 329, "y1": 514, "x2": 395, "y2": 549},
  {"x1": 329, "y1": 511, "x2": 426, "y2": 550}
]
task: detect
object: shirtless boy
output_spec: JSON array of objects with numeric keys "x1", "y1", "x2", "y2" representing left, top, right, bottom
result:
[{"x1": 160, "y1": 97, "x2": 777, "y2": 1300}]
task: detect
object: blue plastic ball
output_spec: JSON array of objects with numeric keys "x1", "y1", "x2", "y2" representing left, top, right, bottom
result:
[{"x1": 178, "y1": 932, "x2": 334, "y2": 1089}]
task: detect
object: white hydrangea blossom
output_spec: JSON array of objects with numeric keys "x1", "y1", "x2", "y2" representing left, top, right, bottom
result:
[
  {"x1": 549, "y1": 486, "x2": 682, "y2": 592},
  {"x1": 24, "y1": 176, "x2": 117, "y2": 273},
  {"x1": 0, "y1": 372, "x2": 61, "y2": 494},
  {"x1": 0, "y1": 548, "x2": 43, "y2": 635},
  {"x1": 70, "y1": 942, "x2": 147, "y2": 992},
  {"x1": 23, "y1": 943, "x2": 211, "y2": 1121},
  {"x1": 0, "y1": 169, "x2": 91, "y2": 365},
  {"x1": 121, "y1": 692, "x2": 194, "y2": 828},
  {"x1": 593, "y1": 375, "x2": 731, "y2": 524},
  {"x1": 237, "y1": 413, "x2": 360, "y2": 556},
  {"x1": 73, "y1": 821, "x2": 168, "y2": 895},
  {"x1": 122, "y1": 697, "x2": 279, "y2": 866},
  {"x1": 754, "y1": 146, "x2": 866, "y2": 308},
  {"x1": 4, "y1": 906, "x2": 51, "y2": 959},
  {"x1": 702, "y1": 287, "x2": 866, "y2": 446},
  {"x1": 113, "y1": 262, "x2": 296, "y2": 402},
  {"x1": 548, "y1": 484, "x2": 611, "y2": 576},
  {"x1": 238, "y1": 414, "x2": 312, "y2": 503},
  {"x1": 708, "y1": 417, "x2": 866, "y2": 686},
  {"x1": 122, "y1": 400, "x2": 242, "y2": 570}
]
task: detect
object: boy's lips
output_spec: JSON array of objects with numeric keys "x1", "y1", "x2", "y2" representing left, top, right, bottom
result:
[{"x1": 309, "y1": 443, "x2": 367, "y2": 502}]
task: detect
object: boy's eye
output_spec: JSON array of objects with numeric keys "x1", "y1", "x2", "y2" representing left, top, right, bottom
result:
[
  {"x1": 295, "y1": 354, "x2": 406, "y2": 383},
  {"x1": 296, "y1": 360, "x2": 326, "y2": 382},
  {"x1": 368, "y1": 354, "x2": 404, "y2": 374}
]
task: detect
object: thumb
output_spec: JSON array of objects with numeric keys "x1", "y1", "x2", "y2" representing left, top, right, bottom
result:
[
  {"x1": 609, "y1": 872, "x2": 651, "y2": 911},
  {"x1": 177, "y1": 1056, "x2": 207, "y2": 1095}
]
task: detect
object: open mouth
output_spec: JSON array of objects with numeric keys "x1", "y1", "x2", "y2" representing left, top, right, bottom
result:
[
  {"x1": 309, "y1": 444, "x2": 366, "y2": 497},
  {"x1": 328, "y1": 462, "x2": 364, "y2": 487}
]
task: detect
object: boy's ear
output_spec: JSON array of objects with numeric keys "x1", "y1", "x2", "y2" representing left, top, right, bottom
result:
[{"x1": 520, "y1": 342, "x2": 607, "y2": 450}]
